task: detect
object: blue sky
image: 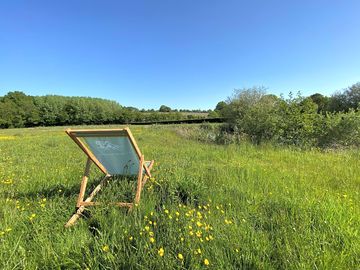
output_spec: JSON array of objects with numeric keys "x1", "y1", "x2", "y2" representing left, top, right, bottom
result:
[{"x1": 1, "y1": 0, "x2": 359, "y2": 109}]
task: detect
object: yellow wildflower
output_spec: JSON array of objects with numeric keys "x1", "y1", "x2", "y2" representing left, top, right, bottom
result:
[
  {"x1": 102, "y1": 245, "x2": 109, "y2": 252},
  {"x1": 178, "y1": 253, "x2": 184, "y2": 260},
  {"x1": 0, "y1": 136, "x2": 15, "y2": 141},
  {"x1": 225, "y1": 219, "x2": 233, "y2": 225},
  {"x1": 158, "y1": 247, "x2": 164, "y2": 257},
  {"x1": 204, "y1": 258, "x2": 210, "y2": 266},
  {"x1": 1, "y1": 179, "x2": 13, "y2": 185},
  {"x1": 149, "y1": 237, "x2": 155, "y2": 243}
]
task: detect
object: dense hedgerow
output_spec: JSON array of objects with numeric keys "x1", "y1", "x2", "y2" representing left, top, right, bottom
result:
[
  {"x1": 218, "y1": 87, "x2": 359, "y2": 148},
  {"x1": 182, "y1": 87, "x2": 360, "y2": 149}
]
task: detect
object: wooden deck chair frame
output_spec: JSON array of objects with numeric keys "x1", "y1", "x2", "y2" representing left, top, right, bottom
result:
[{"x1": 64, "y1": 127, "x2": 154, "y2": 227}]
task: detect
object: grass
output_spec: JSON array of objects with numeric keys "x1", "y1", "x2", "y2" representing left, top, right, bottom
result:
[{"x1": 0, "y1": 124, "x2": 359, "y2": 269}]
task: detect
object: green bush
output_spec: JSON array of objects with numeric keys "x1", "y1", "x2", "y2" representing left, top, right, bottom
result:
[
  {"x1": 224, "y1": 87, "x2": 281, "y2": 144},
  {"x1": 275, "y1": 94, "x2": 320, "y2": 147},
  {"x1": 317, "y1": 110, "x2": 360, "y2": 148}
]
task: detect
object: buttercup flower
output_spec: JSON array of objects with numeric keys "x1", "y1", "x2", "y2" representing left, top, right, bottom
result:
[{"x1": 158, "y1": 247, "x2": 164, "y2": 257}]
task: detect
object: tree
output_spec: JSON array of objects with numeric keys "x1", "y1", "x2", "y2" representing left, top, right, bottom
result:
[
  {"x1": 309, "y1": 93, "x2": 330, "y2": 113},
  {"x1": 0, "y1": 91, "x2": 40, "y2": 127},
  {"x1": 344, "y1": 82, "x2": 360, "y2": 109},
  {"x1": 159, "y1": 105, "x2": 171, "y2": 112},
  {"x1": 214, "y1": 101, "x2": 228, "y2": 117},
  {"x1": 327, "y1": 82, "x2": 360, "y2": 112},
  {"x1": 327, "y1": 91, "x2": 347, "y2": 112}
]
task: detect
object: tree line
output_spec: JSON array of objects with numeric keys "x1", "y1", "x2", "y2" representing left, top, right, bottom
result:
[
  {"x1": 0, "y1": 92, "x2": 207, "y2": 128},
  {"x1": 1, "y1": 82, "x2": 359, "y2": 141}
]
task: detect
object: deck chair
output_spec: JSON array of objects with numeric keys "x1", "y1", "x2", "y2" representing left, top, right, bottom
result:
[{"x1": 64, "y1": 128, "x2": 154, "y2": 227}]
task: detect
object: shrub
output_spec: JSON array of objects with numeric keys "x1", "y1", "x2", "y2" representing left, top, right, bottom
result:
[
  {"x1": 224, "y1": 87, "x2": 281, "y2": 144},
  {"x1": 317, "y1": 110, "x2": 360, "y2": 148},
  {"x1": 275, "y1": 94, "x2": 320, "y2": 147}
]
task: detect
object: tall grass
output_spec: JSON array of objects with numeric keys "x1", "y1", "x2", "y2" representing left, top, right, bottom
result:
[{"x1": 0, "y1": 125, "x2": 359, "y2": 269}]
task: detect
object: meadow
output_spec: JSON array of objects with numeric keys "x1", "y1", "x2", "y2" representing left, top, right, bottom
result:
[{"x1": 0, "y1": 125, "x2": 359, "y2": 269}]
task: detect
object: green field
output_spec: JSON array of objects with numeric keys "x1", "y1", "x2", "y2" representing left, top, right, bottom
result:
[{"x1": 0, "y1": 125, "x2": 359, "y2": 269}]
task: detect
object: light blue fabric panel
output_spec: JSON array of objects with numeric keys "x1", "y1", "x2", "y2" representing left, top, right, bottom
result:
[{"x1": 84, "y1": 137, "x2": 139, "y2": 175}]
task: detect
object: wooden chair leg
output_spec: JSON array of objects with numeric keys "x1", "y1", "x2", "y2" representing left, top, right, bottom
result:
[
  {"x1": 141, "y1": 160, "x2": 154, "y2": 188},
  {"x1": 134, "y1": 155, "x2": 144, "y2": 204},
  {"x1": 77, "y1": 157, "x2": 92, "y2": 207},
  {"x1": 65, "y1": 174, "x2": 110, "y2": 227}
]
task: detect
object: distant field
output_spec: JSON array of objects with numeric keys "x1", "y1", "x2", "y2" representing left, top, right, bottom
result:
[
  {"x1": 0, "y1": 125, "x2": 359, "y2": 269},
  {"x1": 178, "y1": 112, "x2": 208, "y2": 117},
  {"x1": 142, "y1": 112, "x2": 209, "y2": 117}
]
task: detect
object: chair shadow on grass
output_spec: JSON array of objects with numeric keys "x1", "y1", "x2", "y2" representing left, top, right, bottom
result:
[
  {"x1": 10, "y1": 175, "x2": 138, "y2": 204},
  {"x1": 4, "y1": 176, "x2": 139, "y2": 233},
  {"x1": 74, "y1": 175, "x2": 139, "y2": 234}
]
